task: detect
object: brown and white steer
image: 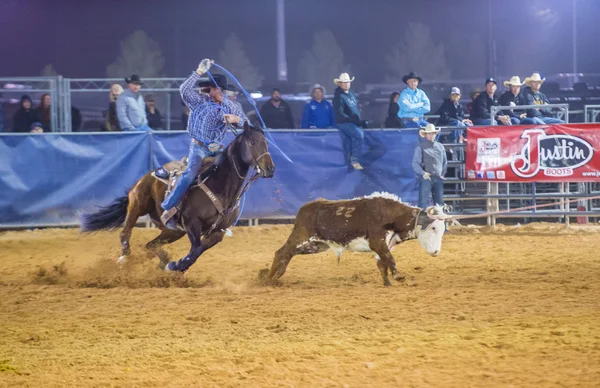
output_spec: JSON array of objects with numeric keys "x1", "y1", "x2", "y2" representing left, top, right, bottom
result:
[{"x1": 263, "y1": 192, "x2": 449, "y2": 286}]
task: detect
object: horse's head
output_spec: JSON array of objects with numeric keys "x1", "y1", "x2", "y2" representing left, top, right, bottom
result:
[
  {"x1": 238, "y1": 121, "x2": 275, "y2": 178},
  {"x1": 415, "y1": 205, "x2": 450, "y2": 257}
]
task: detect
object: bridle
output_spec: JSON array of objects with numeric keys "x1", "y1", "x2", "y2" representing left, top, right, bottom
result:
[{"x1": 231, "y1": 136, "x2": 272, "y2": 181}]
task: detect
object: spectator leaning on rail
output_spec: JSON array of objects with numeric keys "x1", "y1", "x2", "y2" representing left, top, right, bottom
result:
[
  {"x1": 160, "y1": 59, "x2": 249, "y2": 230},
  {"x1": 435, "y1": 87, "x2": 472, "y2": 143},
  {"x1": 521, "y1": 72, "x2": 565, "y2": 124},
  {"x1": 12, "y1": 95, "x2": 37, "y2": 133},
  {"x1": 34, "y1": 93, "x2": 52, "y2": 132},
  {"x1": 397, "y1": 72, "x2": 430, "y2": 128},
  {"x1": 116, "y1": 74, "x2": 152, "y2": 131},
  {"x1": 384, "y1": 92, "x2": 402, "y2": 128},
  {"x1": 470, "y1": 78, "x2": 515, "y2": 125},
  {"x1": 260, "y1": 88, "x2": 295, "y2": 129},
  {"x1": 412, "y1": 123, "x2": 447, "y2": 209},
  {"x1": 145, "y1": 95, "x2": 163, "y2": 130},
  {"x1": 301, "y1": 83, "x2": 335, "y2": 129}
]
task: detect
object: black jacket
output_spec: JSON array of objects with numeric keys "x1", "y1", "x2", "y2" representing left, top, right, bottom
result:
[
  {"x1": 435, "y1": 98, "x2": 466, "y2": 125},
  {"x1": 260, "y1": 99, "x2": 295, "y2": 129},
  {"x1": 470, "y1": 92, "x2": 501, "y2": 121},
  {"x1": 333, "y1": 87, "x2": 362, "y2": 125},
  {"x1": 498, "y1": 91, "x2": 527, "y2": 118},
  {"x1": 12, "y1": 108, "x2": 36, "y2": 132},
  {"x1": 521, "y1": 86, "x2": 553, "y2": 118},
  {"x1": 146, "y1": 107, "x2": 163, "y2": 130},
  {"x1": 384, "y1": 102, "x2": 401, "y2": 128}
]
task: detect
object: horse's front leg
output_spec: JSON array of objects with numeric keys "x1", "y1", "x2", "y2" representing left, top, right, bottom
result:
[{"x1": 165, "y1": 222, "x2": 225, "y2": 272}]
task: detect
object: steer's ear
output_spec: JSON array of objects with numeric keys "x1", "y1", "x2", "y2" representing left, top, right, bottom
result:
[{"x1": 412, "y1": 209, "x2": 419, "y2": 217}]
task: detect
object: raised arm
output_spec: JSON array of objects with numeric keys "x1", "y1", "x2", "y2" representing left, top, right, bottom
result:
[{"x1": 180, "y1": 59, "x2": 213, "y2": 110}]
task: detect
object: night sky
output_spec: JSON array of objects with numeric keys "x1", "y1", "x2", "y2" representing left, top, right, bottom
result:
[{"x1": 1, "y1": 0, "x2": 598, "y2": 84}]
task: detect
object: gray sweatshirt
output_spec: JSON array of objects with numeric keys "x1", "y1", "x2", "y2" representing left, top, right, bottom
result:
[
  {"x1": 412, "y1": 140, "x2": 448, "y2": 177},
  {"x1": 116, "y1": 89, "x2": 148, "y2": 130}
]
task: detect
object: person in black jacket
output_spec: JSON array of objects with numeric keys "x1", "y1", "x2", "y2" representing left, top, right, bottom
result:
[
  {"x1": 145, "y1": 95, "x2": 163, "y2": 130},
  {"x1": 436, "y1": 87, "x2": 472, "y2": 142},
  {"x1": 384, "y1": 92, "x2": 401, "y2": 128},
  {"x1": 470, "y1": 78, "x2": 513, "y2": 125},
  {"x1": 521, "y1": 72, "x2": 564, "y2": 124},
  {"x1": 34, "y1": 93, "x2": 52, "y2": 132},
  {"x1": 259, "y1": 89, "x2": 294, "y2": 129},
  {"x1": 12, "y1": 95, "x2": 37, "y2": 132}
]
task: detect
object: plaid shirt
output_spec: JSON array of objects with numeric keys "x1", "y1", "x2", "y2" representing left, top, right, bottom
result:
[{"x1": 180, "y1": 72, "x2": 249, "y2": 144}]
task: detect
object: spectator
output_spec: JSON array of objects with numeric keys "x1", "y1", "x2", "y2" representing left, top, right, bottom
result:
[
  {"x1": 384, "y1": 92, "x2": 401, "y2": 128},
  {"x1": 71, "y1": 106, "x2": 82, "y2": 131},
  {"x1": 30, "y1": 122, "x2": 44, "y2": 133},
  {"x1": 145, "y1": 95, "x2": 163, "y2": 130},
  {"x1": 398, "y1": 72, "x2": 430, "y2": 128},
  {"x1": 435, "y1": 87, "x2": 472, "y2": 142},
  {"x1": 260, "y1": 89, "x2": 294, "y2": 129},
  {"x1": 34, "y1": 93, "x2": 52, "y2": 131},
  {"x1": 104, "y1": 84, "x2": 123, "y2": 131},
  {"x1": 12, "y1": 95, "x2": 37, "y2": 133},
  {"x1": 301, "y1": 83, "x2": 335, "y2": 129},
  {"x1": 521, "y1": 72, "x2": 565, "y2": 124},
  {"x1": 226, "y1": 88, "x2": 244, "y2": 113},
  {"x1": 470, "y1": 78, "x2": 514, "y2": 125},
  {"x1": 116, "y1": 74, "x2": 151, "y2": 131},
  {"x1": 498, "y1": 76, "x2": 534, "y2": 125},
  {"x1": 412, "y1": 124, "x2": 447, "y2": 209},
  {"x1": 466, "y1": 89, "x2": 481, "y2": 115}
]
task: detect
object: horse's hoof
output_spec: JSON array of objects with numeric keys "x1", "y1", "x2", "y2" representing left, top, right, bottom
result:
[
  {"x1": 393, "y1": 273, "x2": 406, "y2": 282},
  {"x1": 383, "y1": 280, "x2": 392, "y2": 287},
  {"x1": 164, "y1": 262, "x2": 177, "y2": 272},
  {"x1": 117, "y1": 256, "x2": 128, "y2": 265}
]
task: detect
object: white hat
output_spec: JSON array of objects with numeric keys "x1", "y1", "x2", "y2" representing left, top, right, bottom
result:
[
  {"x1": 524, "y1": 73, "x2": 545, "y2": 86},
  {"x1": 310, "y1": 83, "x2": 326, "y2": 95},
  {"x1": 450, "y1": 87, "x2": 461, "y2": 95},
  {"x1": 419, "y1": 123, "x2": 440, "y2": 138},
  {"x1": 333, "y1": 73, "x2": 355, "y2": 84},
  {"x1": 503, "y1": 76, "x2": 523, "y2": 87}
]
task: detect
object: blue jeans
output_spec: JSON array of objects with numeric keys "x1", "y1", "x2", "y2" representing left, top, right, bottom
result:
[
  {"x1": 418, "y1": 176, "x2": 444, "y2": 209},
  {"x1": 446, "y1": 118, "x2": 472, "y2": 142},
  {"x1": 539, "y1": 117, "x2": 565, "y2": 124},
  {"x1": 402, "y1": 118, "x2": 429, "y2": 128},
  {"x1": 473, "y1": 118, "x2": 518, "y2": 126},
  {"x1": 519, "y1": 117, "x2": 540, "y2": 125},
  {"x1": 337, "y1": 123, "x2": 364, "y2": 164},
  {"x1": 161, "y1": 141, "x2": 216, "y2": 211}
]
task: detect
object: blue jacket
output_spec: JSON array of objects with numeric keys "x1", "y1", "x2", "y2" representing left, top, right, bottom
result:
[
  {"x1": 333, "y1": 87, "x2": 361, "y2": 124},
  {"x1": 398, "y1": 87, "x2": 430, "y2": 118},
  {"x1": 301, "y1": 99, "x2": 335, "y2": 128}
]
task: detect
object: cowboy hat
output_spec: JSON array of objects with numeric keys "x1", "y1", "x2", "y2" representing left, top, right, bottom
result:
[
  {"x1": 310, "y1": 83, "x2": 326, "y2": 95},
  {"x1": 419, "y1": 123, "x2": 440, "y2": 138},
  {"x1": 402, "y1": 71, "x2": 422, "y2": 84},
  {"x1": 333, "y1": 73, "x2": 355, "y2": 84},
  {"x1": 197, "y1": 74, "x2": 236, "y2": 91},
  {"x1": 503, "y1": 76, "x2": 523, "y2": 87},
  {"x1": 524, "y1": 72, "x2": 545, "y2": 86},
  {"x1": 125, "y1": 74, "x2": 143, "y2": 85}
]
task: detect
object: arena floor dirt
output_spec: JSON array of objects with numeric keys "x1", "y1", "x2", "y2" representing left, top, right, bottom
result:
[{"x1": 0, "y1": 223, "x2": 599, "y2": 388}]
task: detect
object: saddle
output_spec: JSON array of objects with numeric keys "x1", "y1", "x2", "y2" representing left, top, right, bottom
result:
[{"x1": 152, "y1": 154, "x2": 225, "y2": 188}]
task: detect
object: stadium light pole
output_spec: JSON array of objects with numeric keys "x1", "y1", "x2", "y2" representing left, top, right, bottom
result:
[
  {"x1": 276, "y1": 0, "x2": 288, "y2": 81},
  {"x1": 572, "y1": 0, "x2": 577, "y2": 75}
]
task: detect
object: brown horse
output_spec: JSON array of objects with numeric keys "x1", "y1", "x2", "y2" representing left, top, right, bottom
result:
[{"x1": 80, "y1": 122, "x2": 275, "y2": 272}]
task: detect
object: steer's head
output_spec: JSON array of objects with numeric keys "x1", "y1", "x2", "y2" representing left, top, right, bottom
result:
[{"x1": 415, "y1": 205, "x2": 450, "y2": 257}]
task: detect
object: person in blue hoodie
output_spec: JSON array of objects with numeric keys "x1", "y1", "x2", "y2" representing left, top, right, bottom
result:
[{"x1": 301, "y1": 84, "x2": 334, "y2": 129}]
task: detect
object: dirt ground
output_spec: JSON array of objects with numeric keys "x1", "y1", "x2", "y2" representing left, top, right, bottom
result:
[{"x1": 0, "y1": 223, "x2": 599, "y2": 388}]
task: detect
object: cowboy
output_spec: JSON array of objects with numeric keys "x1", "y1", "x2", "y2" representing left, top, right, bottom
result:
[
  {"x1": 301, "y1": 83, "x2": 335, "y2": 129},
  {"x1": 398, "y1": 71, "x2": 430, "y2": 128},
  {"x1": 412, "y1": 123, "x2": 447, "y2": 209},
  {"x1": 498, "y1": 76, "x2": 531, "y2": 125},
  {"x1": 160, "y1": 59, "x2": 249, "y2": 229},
  {"x1": 470, "y1": 78, "x2": 514, "y2": 125},
  {"x1": 333, "y1": 72, "x2": 368, "y2": 170},
  {"x1": 116, "y1": 75, "x2": 152, "y2": 131},
  {"x1": 435, "y1": 87, "x2": 472, "y2": 143},
  {"x1": 521, "y1": 72, "x2": 565, "y2": 124}
]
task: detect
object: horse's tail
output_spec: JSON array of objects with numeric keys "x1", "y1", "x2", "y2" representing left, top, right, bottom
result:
[{"x1": 80, "y1": 195, "x2": 129, "y2": 232}]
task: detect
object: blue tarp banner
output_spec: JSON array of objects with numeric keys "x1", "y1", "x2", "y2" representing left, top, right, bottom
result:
[{"x1": 0, "y1": 130, "x2": 421, "y2": 227}]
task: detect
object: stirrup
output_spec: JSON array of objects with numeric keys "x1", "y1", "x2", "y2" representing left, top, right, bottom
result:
[{"x1": 161, "y1": 208, "x2": 178, "y2": 225}]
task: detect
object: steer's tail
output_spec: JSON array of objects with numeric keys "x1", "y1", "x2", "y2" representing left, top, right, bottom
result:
[{"x1": 80, "y1": 195, "x2": 129, "y2": 232}]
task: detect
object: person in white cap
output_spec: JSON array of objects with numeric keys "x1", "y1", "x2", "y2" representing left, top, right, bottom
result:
[
  {"x1": 301, "y1": 84, "x2": 335, "y2": 129},
  {"x1": 333, "y1": 72, "x2": 368, "y2": 170},
  {"x1": 435, "y1": 87, "x2": 472, "y2": 142},
  {"x1": 521, "y1": 72, "x2": 565, "y2": 124},
  {"x1": 498, "y1": 76, "x2": 535, "y2": 125},
  {"x1": 412, "y1": 123, "x2": 447, "y2": 209}
]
